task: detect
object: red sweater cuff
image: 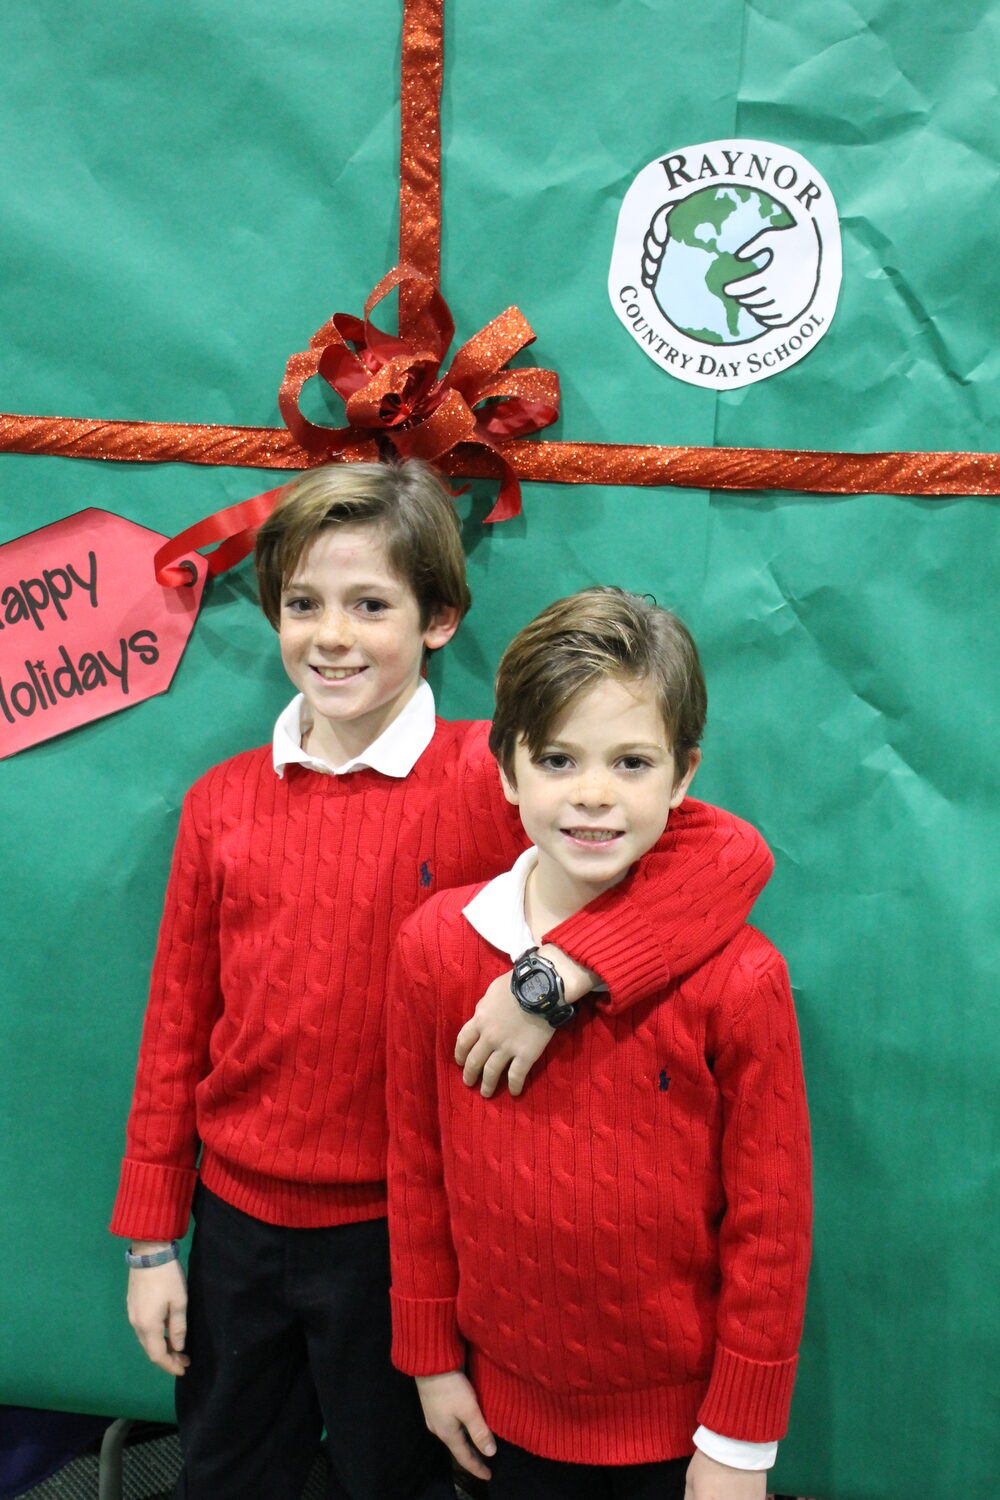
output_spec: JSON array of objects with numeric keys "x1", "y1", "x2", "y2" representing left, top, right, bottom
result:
[
  {"x1": 109, "y1": 1158, "x2": 198, "y2": 1241},
  {"x1": 390, "y1": 1293, "x2": 464, "y2": 1376},
  {"x1": 545, "y1": 898, "x2": 666, "y2": 1010},
  {"x1": 697, "y1": 1344, "x2": 799, "y2": 1442}
]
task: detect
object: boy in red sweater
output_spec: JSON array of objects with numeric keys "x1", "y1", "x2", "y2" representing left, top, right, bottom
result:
[
  {"x1": 111, "y1": 463, "x2": 772, "y2": 1500},
  {"x1": 387, "y1": 587, "x2": 812, "y2": 1500}
]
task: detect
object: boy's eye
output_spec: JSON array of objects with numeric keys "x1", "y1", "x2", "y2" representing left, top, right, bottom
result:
[
  {"x1": 619, "y1": 756, "x2": 652, "y2": 772},
  {"x1": 282, "y1": 596, "x2": 315, "y2": 614},
  {"x1": 357, "y1": 598, "x2": 389, "y2": 615},
  {"x1": 537, "y1": 753, "x2": 572, "y2": 771}
]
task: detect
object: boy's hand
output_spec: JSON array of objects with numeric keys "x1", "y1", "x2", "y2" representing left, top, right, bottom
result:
[
  {"x1": 684, "y1": 1450, "x2": 768, "y2": 1500},
  {"x1": 415, "y1": 1370, "x2": 495, "y2": 1480},
  {"x1": 126, "y1": 1254, "x2": 190, "y2": 1377},
  {"x1": 455, "y1": 946, "x2": 595, "y2": 1097},
  {"x1": 455, "y1": 979, "x2": 552, "y2": 1097}
]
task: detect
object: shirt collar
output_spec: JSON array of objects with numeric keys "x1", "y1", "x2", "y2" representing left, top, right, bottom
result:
[
  {"x1": 272, "y1": 679, "x2": 437, "y2": 778},
  {"x1": 462, "y1": 846, "x2": 538, "y2": 961}
]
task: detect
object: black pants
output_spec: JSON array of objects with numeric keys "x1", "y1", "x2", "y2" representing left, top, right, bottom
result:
[
  {"x1": 488, "y1": 1437, "x2": 691, "y2": 1499},
  {"x1": 174, "y1": 1186, "x2": 452, "y2": 1500}
]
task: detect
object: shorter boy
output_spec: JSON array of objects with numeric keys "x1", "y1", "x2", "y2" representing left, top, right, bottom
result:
[{"x1": 387, "y1": 587, "x2": 811, "y2": 1500}]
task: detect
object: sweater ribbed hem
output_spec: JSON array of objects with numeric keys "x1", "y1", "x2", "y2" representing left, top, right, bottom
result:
[
  {"x1": 109, "y1": 1158, "x2": 198, "y2": 1241},
  {"x1": 697, "y1": 1344, "x2": 798, "y2": 1442},
  {"x1": 472, "y1": 1353, "x2": 701, "y2": 1465},
  {"x1": 199, "y1": 1150, "x2": 387, "y2": 1228},
  {"x1": 390, "y1": 1293, "x2": 464, "y2": 1375}
]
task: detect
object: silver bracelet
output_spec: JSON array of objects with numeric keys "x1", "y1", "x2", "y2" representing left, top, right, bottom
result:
[{"x1": 125, "y1": 1240, "x2": 180, "y2": 1269}]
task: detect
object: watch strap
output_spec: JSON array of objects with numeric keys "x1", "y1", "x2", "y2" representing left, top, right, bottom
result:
[{"x1": 125, "y1": 1240, "x2": 180, "y2": 1269}]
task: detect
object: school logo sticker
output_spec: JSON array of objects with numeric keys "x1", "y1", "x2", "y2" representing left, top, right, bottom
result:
[{"x1": 609, "y1": 139, "x2": 841, "y2": 390}]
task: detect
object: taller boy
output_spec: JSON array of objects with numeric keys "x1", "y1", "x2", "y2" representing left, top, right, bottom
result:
[{"x1": 111, "y1": 461, "x2": 772, "y2": 1500}]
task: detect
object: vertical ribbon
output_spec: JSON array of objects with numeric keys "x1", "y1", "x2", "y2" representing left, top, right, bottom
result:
[{"x1": 399, "y1": 0, "x2": 444, "y2": 346}]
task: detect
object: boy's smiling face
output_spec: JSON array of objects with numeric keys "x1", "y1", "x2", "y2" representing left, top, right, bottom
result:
[
  {"x1": 279, "y1": 523, "x2": 458, "y2": 765},
  {"x1": 501, "y1": 674, "x2": 700, "y2": 916}
]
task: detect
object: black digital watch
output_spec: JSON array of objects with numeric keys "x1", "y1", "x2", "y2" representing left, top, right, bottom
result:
[{"x1": 510, "y1": 948, "x2": 576, "y2": 1028}]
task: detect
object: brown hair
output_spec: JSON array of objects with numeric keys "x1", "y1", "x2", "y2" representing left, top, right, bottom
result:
[
  {"x1": 489, "y1": 586, "x2": 707, "y2": 782},
  {"x1": 254, "y1": 459, "x2": 472, "y2": 630}
]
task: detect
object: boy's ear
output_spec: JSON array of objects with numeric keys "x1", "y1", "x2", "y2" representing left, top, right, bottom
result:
[
  {"x1": 422, "y1": 604, "x2": 461, "y2": 652},
  {"x1": 669, "y1": 746, "x2": 701, "y2": 809},
  {"x1": 499, "y1": 764, "x2": 519, "y2": 806}
]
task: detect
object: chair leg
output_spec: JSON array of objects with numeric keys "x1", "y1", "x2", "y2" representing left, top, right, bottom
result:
[{"x1": 97, "y1": 1418, "x2": 134, "y2": 1500}]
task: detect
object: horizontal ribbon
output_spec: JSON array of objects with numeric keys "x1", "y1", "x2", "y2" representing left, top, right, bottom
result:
[
  {"x1": 0, "y1": 412, "x2": 309, "y2": 467},
  {"x1": 437, "y1": 440, "x2": 1000, "y2": 496},
  {"x1": 3, "y1": 408, "x2": 998, "y2": 496}
]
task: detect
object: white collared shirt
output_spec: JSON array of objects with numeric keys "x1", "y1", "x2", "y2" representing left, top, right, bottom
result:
[
  {"x1": 272, "y1": 679, "x2": 437, "y2": 778},
  {"x1": 462, "y1": 849, "x2": 777, "y2": 1475},
  {"x1": 462, "y1": 845, "x2": 538, "y2": 957}
]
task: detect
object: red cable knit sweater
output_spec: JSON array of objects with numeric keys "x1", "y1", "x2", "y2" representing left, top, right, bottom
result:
[
  {"x1": 387, "y1": 881, "x2": 811, "y2": 1465},
  {"x1": 111, "y1": 719, "x2": 772, "y2": 1241}
]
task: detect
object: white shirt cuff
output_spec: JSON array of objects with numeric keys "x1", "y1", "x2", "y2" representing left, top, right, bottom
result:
[{"x1": 693, "y1": 1425, "x2": 778, "y2": 1471}]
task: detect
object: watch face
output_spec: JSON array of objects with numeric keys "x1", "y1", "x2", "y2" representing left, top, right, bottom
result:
[{"x1": 519, "y1": 970, "x2": 551, "y2": 1005}]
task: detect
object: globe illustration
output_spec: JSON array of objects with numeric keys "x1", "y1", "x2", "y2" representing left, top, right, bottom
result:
[{"x1": 648, "y1": 185, "x2": 794, "y2": 346}]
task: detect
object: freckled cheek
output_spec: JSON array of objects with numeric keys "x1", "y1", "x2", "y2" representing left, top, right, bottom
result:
[{"x1": 279, "y1": 631, "x2": 310, "y2": 671}]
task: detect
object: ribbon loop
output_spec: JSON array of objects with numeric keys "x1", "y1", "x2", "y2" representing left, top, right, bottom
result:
[{"x1": 446, "y1": 306, "x2": 537, "y2": 402}]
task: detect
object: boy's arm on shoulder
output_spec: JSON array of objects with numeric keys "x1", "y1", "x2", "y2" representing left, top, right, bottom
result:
[
  {"x1": 386, "y1": 915, "x2": 465, "y2": 1378},
  {"x1": 698, "y1": 934, "x2": 812, "y2": 1445},
  {"x1": 544, "y1": 799, "x2": 773, "y2": 1012},
  {"x1": 110, "y1": 783, "x2": 223, "y2": 1242},
  {"x1": 456, "y1": 802, "x2": 772, "y2": 1095}
]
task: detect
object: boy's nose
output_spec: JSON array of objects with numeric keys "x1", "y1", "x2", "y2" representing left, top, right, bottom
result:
[
  {"x1": 571, "y1": 772, "x2": 613, "y2": 808},
  {"x1": 315, "y1": 608, "x2": 355, "y2": 650}
]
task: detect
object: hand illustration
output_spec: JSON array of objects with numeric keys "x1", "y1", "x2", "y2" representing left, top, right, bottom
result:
[
  {"x1": 723, "y1": 216, "x2": 821, "y2": 329},
  {"x1": 641, "y1": 204, "x2": 672, "y2": 289}
]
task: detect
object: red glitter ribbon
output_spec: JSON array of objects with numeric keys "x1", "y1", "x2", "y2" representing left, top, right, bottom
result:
[
  {"x1": 1, "y1": 0, "x2": 999, "y2": 554},
  {"x1": 2, "y1": 408, "x2": 997, "y2": 497},
  {"x1": 398, "y1": 0, "x2": 443, "y2": 338}
]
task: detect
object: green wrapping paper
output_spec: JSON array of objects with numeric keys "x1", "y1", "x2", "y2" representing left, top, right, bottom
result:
[{"x1": 1, "y1": 5, "x2": 997, "y2": 1497}]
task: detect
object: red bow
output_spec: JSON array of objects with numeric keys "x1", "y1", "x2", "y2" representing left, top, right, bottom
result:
[
  {"x1": 277, "y1": 263, "x2": 559, "y2": 522},
  {"x1": 152, "y1": 265, "x2": 559, "y2": 585}
]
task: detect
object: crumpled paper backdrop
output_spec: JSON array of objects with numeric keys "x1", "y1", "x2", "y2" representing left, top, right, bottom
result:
[{"x1": 1, "y1": 5, "x2": 996, "y2": 1498}]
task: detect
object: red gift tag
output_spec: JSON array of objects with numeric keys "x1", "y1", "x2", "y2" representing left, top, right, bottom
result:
[{"x1": 0, "y1": 508, "x2": 205, "y2": 759}]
